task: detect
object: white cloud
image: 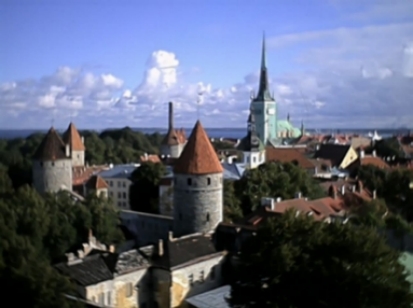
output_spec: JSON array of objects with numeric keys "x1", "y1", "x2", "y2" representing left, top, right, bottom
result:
[{"x1": 1, "y1": 20, "x2": 413, "y2": 129}]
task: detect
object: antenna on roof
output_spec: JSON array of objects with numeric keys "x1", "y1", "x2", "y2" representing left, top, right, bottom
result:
[
  {"x1": 51, "y1": 118, "x2": 54, "y2": 128},
  {"x1": 197, "y1": 91, "x2": 203, "y2": 120}
]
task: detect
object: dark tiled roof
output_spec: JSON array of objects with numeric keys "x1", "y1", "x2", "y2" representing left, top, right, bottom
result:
[
  {"x1": 174, "y1": 121, "x2": 223, "y2": 175},
  {"x1": 314, "y1": 144, "x2": 351, "y2": 167},
  {"x1": 55, "y1": 252, "x2": 114, "y2": 286},
  {"x1": 153, "y1": 235, "x2": 221, "y2": 269},
  {"x1": 63, "y1": 122, "x2": 85, "y2": 151},
  {"x1": 33, "y1": 127, "x2": 69, "y2": 161},
  {"x1": 55, "y1": 249, "x2": 149, "y2": 286}
]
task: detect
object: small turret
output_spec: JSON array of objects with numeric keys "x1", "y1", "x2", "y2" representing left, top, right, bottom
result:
[{"x1": 161, "y1": 102, "x2": 186, "y2": 158}]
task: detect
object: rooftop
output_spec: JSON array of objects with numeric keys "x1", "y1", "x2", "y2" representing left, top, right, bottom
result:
[
  {"x1": 33, "y1": 127, "x2": 69, "y2": 161},
  {"x1": 98, "y1": 164, "x2": 140, "y2": 179},
  {"x1": 186, "y1": 285, "x2": 231, "y2": 308},
  {"x1": 63, "y1": 122, "x2": 85, "y2": 151},
  {"x1": 174, "y1": 121, "x2": 223, "y2": 175}
]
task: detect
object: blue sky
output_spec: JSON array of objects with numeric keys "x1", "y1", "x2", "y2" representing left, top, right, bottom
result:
[{"x1": 1, "y1": 0, "x2": 413, "y2": 129}]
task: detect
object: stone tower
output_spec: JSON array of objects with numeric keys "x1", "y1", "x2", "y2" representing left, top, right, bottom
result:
[
  {"x1": 160, "y1": 102, "x2": 186, "y2": 158},
  {"x1": 250, "y1": 33, "x2": 278, "y2": 145},
  {"x1": 237, "y1": 106, "x2": 266, "y2": 169},
  {"x1": 172, "y1": 120, "x2": 223, "y2": 237},
  {"x1": 62, "y1": 122, "x2": 86, "y2": 167},
  {"x1": 32, "y1": 127, "x2": 73, "y2": 194}
]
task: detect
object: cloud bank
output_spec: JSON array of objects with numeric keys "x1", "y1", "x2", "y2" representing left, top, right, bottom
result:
[{"x1": 1, "y1": 22, "x2": 413, "y2": 129}]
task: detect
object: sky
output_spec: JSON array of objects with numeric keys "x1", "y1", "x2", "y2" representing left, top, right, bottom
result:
[{"x1": 1, "y1": 0, "x2": 413, "y2": 130}]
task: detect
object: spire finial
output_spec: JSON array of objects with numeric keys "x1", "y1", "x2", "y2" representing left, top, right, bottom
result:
[
  {"x1": 51, "y1": 118, "x2": 54, "y2": 128},
  {"x1": 287, "y1": 113, "x2": 290, "y2": 122},
  {"x1": 261, "y1": 31, "x2": 266, "y2": 69}
]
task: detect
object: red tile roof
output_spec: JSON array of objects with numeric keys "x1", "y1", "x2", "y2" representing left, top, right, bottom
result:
[
  {"x1": 266, "y1": 148, "x2": 315, "y2": 169},
  {"x1": 140, "y1": 154, "x2": 161, "y2": 163},
  {"x1": 360, "y1": 156, "x2": 389, "y2": 169},
  {"x1": 174, "y1": 121, "x2": 223, "y2": 175},
  {"x1": 86, "y1": 175, "x2": 108, "y2": 190},
  {"x1": 63, "y1": 122, "x2": 85, "y2": 151}
]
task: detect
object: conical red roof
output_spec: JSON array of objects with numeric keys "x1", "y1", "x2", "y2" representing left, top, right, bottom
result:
[
  {"x1": 173, "y1": 121, "x2": 223, "y2": 175},
  {"x1": 33, "y1": 127, "x2": 68, "y2": 161},
  {"x1": 63, "y1": 122, "x2": 85, "y2": 151}
]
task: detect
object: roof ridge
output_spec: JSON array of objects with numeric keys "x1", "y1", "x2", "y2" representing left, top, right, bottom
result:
[{"x1": 63, "y1": 122, "x2": 85, "y2": 151}]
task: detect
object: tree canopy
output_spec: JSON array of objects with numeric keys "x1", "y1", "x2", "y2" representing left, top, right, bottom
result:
[
  {"x1": 229, "y1": 211, "x2": 413, "y2": 308},
  {"x1": 129, "y1": 161, "x2": 166, "y2": 213},
  {"x1": 0, "y1": 172, "x2": 124, "y2": 307},
  {"x1": 234, "y1": 162, "x2": 326, "y2": 215}
]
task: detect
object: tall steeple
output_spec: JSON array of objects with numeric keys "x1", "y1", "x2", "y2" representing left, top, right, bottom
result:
[{"x1": 254, "y1": 32, "x2": 273, "y2": 102}]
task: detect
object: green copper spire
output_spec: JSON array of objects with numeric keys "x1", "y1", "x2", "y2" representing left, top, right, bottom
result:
[{"x1": 254, "y1": 32, "x2": 274, "y2": 102}]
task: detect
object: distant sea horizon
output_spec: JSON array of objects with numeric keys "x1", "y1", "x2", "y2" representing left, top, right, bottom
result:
[{"x1": 0, "y1": 127, "x2": 411, "y2": 140}]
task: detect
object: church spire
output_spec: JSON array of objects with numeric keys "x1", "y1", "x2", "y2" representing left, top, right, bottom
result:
[{"x1": 254, "y1": 32, "x2": 273, "y2": 102}]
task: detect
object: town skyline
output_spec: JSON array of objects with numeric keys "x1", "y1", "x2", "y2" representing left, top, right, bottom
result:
[{"x1": 1, "y1": 0, "x2": 413, "y2": 130}]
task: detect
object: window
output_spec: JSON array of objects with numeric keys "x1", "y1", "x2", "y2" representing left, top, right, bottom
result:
[
  {"x1": 206, "y1": 213, "x2": 210, "y2": 222},
  {"x1": 122, "y1": 192, "x2": 127, "y2": 199},
  {"x1": 107, "y1": 292, "x2": 111, "y2": 306},
  {"x1": 110, "y1": 181, "x2": 113, "y2": 187},
  {"x1": 199, "y1": 270, "x2": 205, "y2": 282},
  {"x1": 188, "y1": 274, "x2": 194, "y2": 286},
  {"x1": 123, "y1": 181, "x2": 126, "y2": 188},
  {"x1": 51, "y1": 162, "x2": 55, "y2": 166},
  {"x1": 118, "y1": 201, "x2": 122, "y2": 207},
  {"x1": 118, "y1": 182, "x2": 121, "y2": 188},
  {"x1": 187, "y1": 178, "x2": 192, "y2": 186},
  {"x1": 253, "y1": 156, "x2": 256, "y2": 163},
  {"x1": 118, "y1": 192, "x2": 121, "y2": 199},
  {"x1": 207, "y1": 177, "x2": 211, "y2": 185},
  {"x1": 109, "y1": 191, "x2": 113, "y2": 197},
  {"x1": 126, "y1": 283, "x2": 133, "y2": 297}
]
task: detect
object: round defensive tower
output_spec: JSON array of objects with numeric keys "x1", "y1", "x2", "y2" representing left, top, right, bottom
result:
[
  {"x1": 172, "y1": 120, "x2": 223, "y2": 237},
  {"x1": 32, "y1": 127, "x2": 73, "y2": 194}
]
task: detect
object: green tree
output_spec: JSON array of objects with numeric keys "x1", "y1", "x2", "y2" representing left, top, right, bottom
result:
[
  {"x1": 235, "y1": 162, "x2": 326, "y2": 215},
  {"x1": 223, "y1": 180, "x2": 243, "y2": 223},
  {"x1": 129, "y1": 162, "x2": 166, "y2": 213},
  {"x1": 230, "y1": 211, "x2": 413, "y2": 308},
  {"x1": 357, "y1": 165, "x2": 387, "y2": 196}
]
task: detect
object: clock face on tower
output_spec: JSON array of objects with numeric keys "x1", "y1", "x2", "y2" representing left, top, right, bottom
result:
[
  {"x1": 251, "y1": 136, "x2": 259, "y2": 146},
  {"x1": 267, "y1": 108, "x2": 275, "y2": 115}
]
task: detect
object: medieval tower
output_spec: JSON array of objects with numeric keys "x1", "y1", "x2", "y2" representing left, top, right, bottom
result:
[
  {"x1": 250, "y1": 34, "x2": 278, "y2": 145},
  {"x1": 160, "y1": 102, "x2": 186, "y2": 158},
  {"x1": 62, "y1": 122, "x2": 86, "y2": 167},
  {"x1": 172, "y1": 120, "x2": 223, "y2": 237},
  {"x1": 32, "y1": 127, "x2": 73, "y2": 194}
]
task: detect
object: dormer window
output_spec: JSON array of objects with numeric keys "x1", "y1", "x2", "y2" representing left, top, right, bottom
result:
[{"x1": 187, "y1": 178, "x2": 192, "y2": 186}]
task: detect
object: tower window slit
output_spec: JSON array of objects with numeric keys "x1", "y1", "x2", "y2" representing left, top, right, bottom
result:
[
  {"x1": 187, "y1": 178, "x2": 192, "y2": 186},
  {"x1": 207, "y1": 178, "x2": 211, "y2": 185},
  {"x1": 206, "y1": 213, "x2": 210, "y2": 222}
]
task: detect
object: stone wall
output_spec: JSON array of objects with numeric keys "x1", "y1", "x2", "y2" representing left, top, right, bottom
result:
[
  {"x1": 32, "y1": 159, "x2": 73, "y2": 194},
  {"x1": 173, "y1": 173, "x2": 223, "y2": 237},
  {"x1": 161, "y1": 144, "x2": 183, "y2": 159},
  {"x1": 72, "y1": 150, "x2": 85, "y2": 167},
  {"x1": 120, "y1": 210, "x2": 173, "y2": 246}
]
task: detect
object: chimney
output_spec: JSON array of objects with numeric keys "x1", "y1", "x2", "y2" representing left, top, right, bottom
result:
[
  {"x1": 158, "y1": 239, "x2": 164, "y2": 256},
  {"x1": 359, "y1": 150, "x2": 365, "y2": 159},
  {"x1": 168, "y1": 102, "x2": 174, "y2": 130},
  {"x1": 276, "y1": 197, "x2": 282, "y2": 203},
  {"x1": 168, "y1": 231, "x2": 174, "y2": 241},
  {"x1": 316, "y1": 144, "x2": 320, "y2": 151},
  {"x1": 66, "y1": 253, "x2": 76, "y2": 264},
  {"x1": 372, "y1": 150, "x2": 376, "y2": 157},
  {"x1": 295, "y1": 192, "x2": 302, "y2": 199},
  {"x1": 77, "y1": 249, "x2": 84, "y2": 259},
  {"x1": 81, "y1": 136, "x2": 84, "y2": 144},
  {"x1": 373, "y1": 189, "x2": 377, "y2": 199},
  {"x1": 341, "y1": 185, "x2": 345, "y2": 195},
  {"x1": 261, "y1": 197, "x2": 275, "y2": 210},
  {"x1": 65, "y1": 144, "x2": 70, "y2": 157}
]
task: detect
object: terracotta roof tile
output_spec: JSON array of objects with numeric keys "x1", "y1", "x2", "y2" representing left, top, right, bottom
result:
[
  {"x1": 266, "y1": 148, "x2": 315, "y2": 169},
  {"x1": 86, "y1": 175, "x2": 108, "y2": 190},
  {"x1": 63, "y1": 122, "x2": 85, "y2": 151},
  {"x1": 360, "y1": 156, "x2": 389, "y2": 169},
  {"x1": 33, "y1": 127, "x2": 68, "y2": 161},
  {"x1": 174, "y1": 121, "x2": 223, "y2": 175},
  {"x1": 140, "y1": 154, "x2": 161, "y2": 163}
]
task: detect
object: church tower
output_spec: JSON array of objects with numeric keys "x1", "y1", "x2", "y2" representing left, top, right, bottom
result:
[
  {"x1": 172, "y1": 120, "x2": 223, "y2": 238},
  {"x1": 32, "y1": 127, "x2": 73, "y2": 194},
  {"x1": 250, "y1": 34, "x2": 277, "y2": 145},
  {"x1": 62, "y1": 122, "x2": 85, "y2": 167},
  {"x1": 237, "y1": 107, "x2": 266, "y2": 169}
]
